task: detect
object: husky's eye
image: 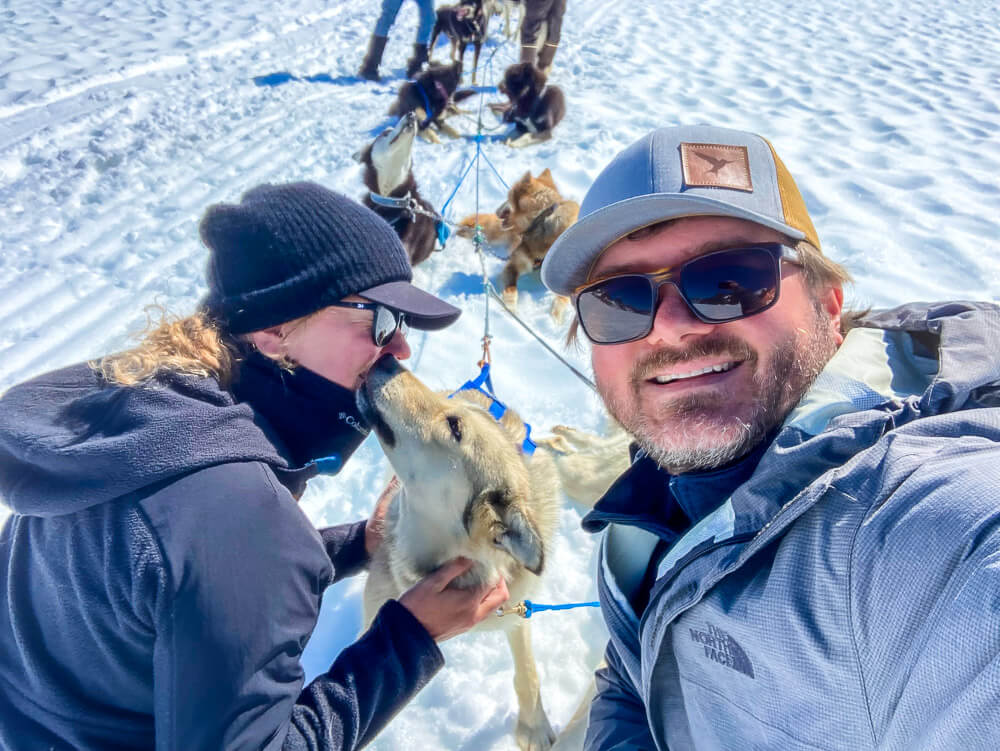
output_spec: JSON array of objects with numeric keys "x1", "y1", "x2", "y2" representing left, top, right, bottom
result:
[{"x1": 446, "y1": 415, "x2": 463, "y2": 442}]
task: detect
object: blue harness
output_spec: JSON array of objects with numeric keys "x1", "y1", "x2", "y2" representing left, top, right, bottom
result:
[{"x1": 448, "y1": 363, "x2": 536, "y2": 455}]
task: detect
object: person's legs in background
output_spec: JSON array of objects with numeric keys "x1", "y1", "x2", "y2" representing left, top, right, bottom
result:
[
  {"x1": 535, "y1": 0, "x2": 565, "y2": 74},
  {"x1": 405, "y1": 0, "x2": 435, "y2": 77},
  {"x1": 359, "y1": 0, "x2": 405, "y2": 81}
]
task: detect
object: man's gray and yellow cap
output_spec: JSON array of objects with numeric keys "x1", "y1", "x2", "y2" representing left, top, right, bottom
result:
[{"x1": 541, "y1": 124, "x2": 821, "y2": 296}]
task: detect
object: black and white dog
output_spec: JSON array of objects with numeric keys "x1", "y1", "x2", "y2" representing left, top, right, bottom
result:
[
  {"x1": 387, "y1": 61, "x2": 476, "y2": 143},
  {"x1": 356, "y1": 112, "x2": 439, "y2": 266},
  {"x1": 494, "y1": 61, "x2": 566, "y2": 147},
  {"x1": 430, "y1": 0, "x2": 488, "y2": 84}
]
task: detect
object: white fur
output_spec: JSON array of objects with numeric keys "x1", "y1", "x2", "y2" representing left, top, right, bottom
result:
[{"x1": 358, "y1": 359, "x2": 629, "y2": 750}]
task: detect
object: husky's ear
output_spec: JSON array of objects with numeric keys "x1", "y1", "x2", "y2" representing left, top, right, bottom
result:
[
  {"x1": 468, "y1": 489, "x2": 544, "y2": 574},
  {"x1": 351, "y1": 149, "x2": 363, "y2": 163},
  {"x1": 537, "y1": 168, "x2": 556, "y2": 190}
]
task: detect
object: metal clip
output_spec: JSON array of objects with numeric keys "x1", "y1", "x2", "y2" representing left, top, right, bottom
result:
[{"x1": 496, "y1": 601, "x2": 528, "y2": 618}]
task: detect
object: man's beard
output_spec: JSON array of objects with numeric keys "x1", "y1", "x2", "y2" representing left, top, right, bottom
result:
[{"x1": 596, "y1": 303, "x2": 838, "y2": 474}]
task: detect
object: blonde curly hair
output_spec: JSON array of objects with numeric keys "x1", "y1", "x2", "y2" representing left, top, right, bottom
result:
[{"x1": 95, "y1": 306, "x2": 316, "y2": 387}]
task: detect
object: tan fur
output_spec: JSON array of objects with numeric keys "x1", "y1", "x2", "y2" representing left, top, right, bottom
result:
[
  {"x1": 358, "y1": 357, "x2": 628, "y2": 750},
  {"x1": 457, "y1": 169, "x2": 579, "y2": 320}
]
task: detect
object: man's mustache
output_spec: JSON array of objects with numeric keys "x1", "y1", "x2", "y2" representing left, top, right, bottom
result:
[{"x1": 631, "y1": 335, "x2": 758, "y2": 382}]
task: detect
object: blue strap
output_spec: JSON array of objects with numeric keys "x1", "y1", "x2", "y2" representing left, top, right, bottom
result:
[
  {"x1": 448, "y1": 363, "x2": 536, "y2": 455},
  {"x1": 311, "y1": 454, "x2": 343, "y2": 474},
  {"x1": 415, "y1": 81, "x2": 434, "y2": 129},
  {"x1": 436, "y1": 220, "x2": 450, "y2": 248},
  {"x1": 522, "y1": 600, "x2": 600, "y2": 618}
]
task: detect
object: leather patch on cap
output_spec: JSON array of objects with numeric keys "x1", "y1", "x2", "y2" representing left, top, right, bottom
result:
[{"x1": 680, "y1": 143, "x2": 753, "y2": 192}]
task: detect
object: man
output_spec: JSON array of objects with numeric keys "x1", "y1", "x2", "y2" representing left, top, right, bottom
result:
[
  {"x1": 541, "y1": 125, "x2": 1000, "y2": 750},
  {"x1": 520, "y1": 0, "x2": 566, "y2": 74},
  {"x1": 0, "y1": 183, "x2": 508, "y2": 750}
]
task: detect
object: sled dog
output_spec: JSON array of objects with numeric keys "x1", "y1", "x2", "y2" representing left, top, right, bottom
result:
[
  {"x1": 458, "y1": 168, "x2": 578, "y2": 318},
  {"x1": 431, "y1": 0, "x2": 488, "y2": 84},
  {"x1": 355, "y1": 112, "x2": 438, "y2": 266},
  {"x1": 357, "y1": 355, "x2": 629, "y2": 750},
  {"x1": 493, "y1": 62, "x2": 566, "y2": 147},
  {"x1": 388, "y1": 62, "x2": 476, "y2": 144}
]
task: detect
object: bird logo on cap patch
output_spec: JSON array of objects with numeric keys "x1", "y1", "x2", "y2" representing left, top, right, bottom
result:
[{"x1": 680, "y1": 142, "x2": 753, "y2": 192}]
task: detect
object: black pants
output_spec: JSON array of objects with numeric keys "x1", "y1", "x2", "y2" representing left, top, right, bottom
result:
[{"x1": 520, "y1": 0, "x2": 566, "y2": 71}]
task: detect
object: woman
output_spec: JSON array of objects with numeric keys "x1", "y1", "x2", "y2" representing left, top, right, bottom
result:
[{"x1": 0, "y1": 182, "x2": 508, "y2": 750}]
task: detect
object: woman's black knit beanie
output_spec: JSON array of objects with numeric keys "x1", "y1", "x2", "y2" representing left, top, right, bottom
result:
[{"x1": 199, "y1": 182, "x2": 412, "y2": 334}]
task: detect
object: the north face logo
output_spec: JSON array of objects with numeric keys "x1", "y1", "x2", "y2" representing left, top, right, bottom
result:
[{"x1": 689, "y1": 623, "x2": 755, "y2": 679}]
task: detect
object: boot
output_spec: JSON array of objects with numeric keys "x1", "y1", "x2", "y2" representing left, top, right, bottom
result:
[
  {"x1": 519, "y1": 44, "x2": 538, "y2": 67},
  {"x1": 537, "y1": 42, "x2": 558, "y2": 75},
  {"x1": 358, "y1": 35, "x2": 388, "y2": 82},
  {"x1": 406, "y1": 43, "x2": 429, "y2": 78}
]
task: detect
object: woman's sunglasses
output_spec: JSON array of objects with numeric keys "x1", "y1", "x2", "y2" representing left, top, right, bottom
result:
[
  {"x1": 328, "y1": 301, "x2": 409, "y2": 347},
  {"x1": 574, "y1": 244, "x2": 800, "y2": 345}
]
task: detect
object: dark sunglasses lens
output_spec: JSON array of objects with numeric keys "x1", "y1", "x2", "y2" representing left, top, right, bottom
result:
[
  {"x1": 373, "y1": 306, "x2": 400, "y2": 346},
  {"x1": 577, "y1": 276, "x2": 656, "y2": 344},
  {"x1": 681, "y1": 248, "x2": 778, "y2": 322}
]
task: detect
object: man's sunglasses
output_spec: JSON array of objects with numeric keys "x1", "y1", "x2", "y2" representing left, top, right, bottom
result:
[
  {"x1": 328, "y1": 301, "x2": 409, "y2": 347},
  {"x1": 574, "y1": 243, "x2": 800, "y2": 345}
]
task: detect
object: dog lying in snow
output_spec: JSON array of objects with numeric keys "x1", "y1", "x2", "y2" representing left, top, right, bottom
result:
[
  {"x1": 357, "y1": 355, "x2": 630, "y2": 751},
  {"x1": 431, "y1": 0, "x2": 488, "y2": 84},
  {"x1": 355, "y1": 112, "x2": 439, "y2": 266},
  {"x1": 491, "y1": 62, "x2": 566, "y2": 147},
  {"x1": 388, "y1": 62, "x2": 476, "y2": 144},
  {"x1": 458, "y1": 168, "x2": 579, "y2": 319}
]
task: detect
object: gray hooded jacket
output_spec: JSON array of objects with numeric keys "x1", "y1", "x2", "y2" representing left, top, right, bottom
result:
[{"x1": 584, "y1": 302, "x2": 1000, "y2": 750}]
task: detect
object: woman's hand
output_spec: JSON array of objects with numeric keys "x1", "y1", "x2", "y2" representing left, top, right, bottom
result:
[
  {"x1": 399, "y1": 558, "x2": 510, "y2": 642},
  {"x1": 365, "y1": 476, "x2": 400, "y2": 557}
]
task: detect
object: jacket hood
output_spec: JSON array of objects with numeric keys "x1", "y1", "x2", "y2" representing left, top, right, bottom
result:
[
  {"x1": 784, "y1": 301, "x2": 1000, "y2": 440},
  {"x1": 0, "y1": 362, "x2": 290, "y2": 517}
]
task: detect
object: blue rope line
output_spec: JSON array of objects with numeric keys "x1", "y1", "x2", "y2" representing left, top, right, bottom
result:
[
  {"x1": 523, "y1": 600, "x2": 600, "y2": 618},
  {"x1": 478, "y1": 148, "x2": 509, "y2": 190},
  {"x1": 440, "y1": 156, "x2": 477, "y2": 217}
]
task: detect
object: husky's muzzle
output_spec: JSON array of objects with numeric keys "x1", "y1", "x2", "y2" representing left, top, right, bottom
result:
[{"x1": 356, "y1": 354, "x2": 403, "y2": 448}]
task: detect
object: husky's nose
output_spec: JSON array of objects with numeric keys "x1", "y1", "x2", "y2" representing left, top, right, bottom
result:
[
  {"x1": 401, "y1": 111, "x2": 416, "y2": 128},
  {"x1": 371, "y1": 352, "x2": 406, "y2": 380}
]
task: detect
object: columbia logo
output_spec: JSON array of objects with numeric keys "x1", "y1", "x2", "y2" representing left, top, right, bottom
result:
[{"x1": 689, "y1": 623, "x2": 755, "y2": 679}]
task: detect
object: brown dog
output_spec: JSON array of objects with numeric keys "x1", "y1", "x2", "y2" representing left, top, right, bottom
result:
[
  {"x1": 430, "y1": 0, "x2": 488, "y2": 84},
  {"x1": 388, "y1": 62, "x2": 476, "y2": 143},
  {"x1": 491, "y1": 62, "x2": 566, "y2": 147},
  {"x1": 459, "y1": 168, "x2": 578, "y2": 319}
]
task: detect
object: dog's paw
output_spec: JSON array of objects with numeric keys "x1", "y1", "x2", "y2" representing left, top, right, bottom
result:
[
  {"x1": 515, "y1": 712, "x2": 556, "y2": 751},
  {"x1": 549, "y1": 295, "x2": 570, "y2": 323},
  {"x1": 502, "y1": 286, "x2": 518, "y2": 311}
]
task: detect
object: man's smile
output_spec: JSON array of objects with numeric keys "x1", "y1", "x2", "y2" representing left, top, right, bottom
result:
[{"x1": 649, "y1": 360, "x2": 740, "y2": 385}]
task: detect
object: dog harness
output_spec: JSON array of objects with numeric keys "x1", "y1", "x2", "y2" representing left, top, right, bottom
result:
[
  {"x1": 413, "y1": 79, "x2": 454, "y2": 129},
  {"x1": 448, "y1": 362, "x2": 536, "y2": 455}
]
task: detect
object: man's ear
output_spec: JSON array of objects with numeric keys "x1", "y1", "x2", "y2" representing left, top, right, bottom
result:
[
  {"x1": 248, "y1": 326, "x2": 285, "y2": 357},
  {"x1": 821, "y1": 284, "x2": 845, "y2": 345}
]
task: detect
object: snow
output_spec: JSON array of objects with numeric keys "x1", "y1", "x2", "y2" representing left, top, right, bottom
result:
[{"x1": 1, "y1": 0, "x2": 999, "y2": 747}]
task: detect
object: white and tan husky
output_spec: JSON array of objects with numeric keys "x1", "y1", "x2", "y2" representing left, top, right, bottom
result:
[{"x1": 356, "y1": 355, "x2": 629, "y2": 750}]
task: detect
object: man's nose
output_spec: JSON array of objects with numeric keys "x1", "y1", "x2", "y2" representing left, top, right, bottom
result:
[
  {"x1": 645, "y1": 282, "x2": 715, "y2": 345},
  {"x1": 383, "y1": 329, "x2": 411, "y2": 360}
]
